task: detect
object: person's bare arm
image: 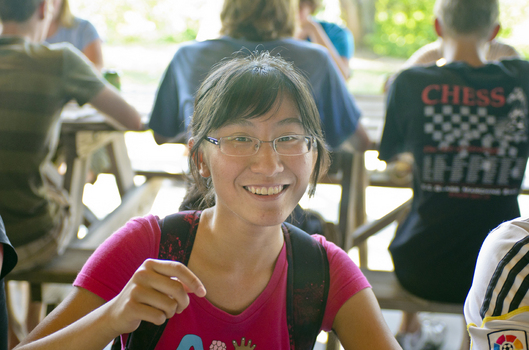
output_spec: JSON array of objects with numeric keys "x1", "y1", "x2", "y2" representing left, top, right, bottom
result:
[
  {"x1": 15, "y1": 259, "x2": 206, "y2": 350},
  {"x1": 82, "y1": 40, "x2": 104, "y2": 72},
  {"x1": 89, "y1": 87, "x2": 143, "y2": 131},
  {"x1": 334, "y1": 288, "x2": 402, "y2": 349},
  {"x1": 297, "y1": 18, "x2": 351, "y2": 80},
  {"x1": 340, "y1": 123, "x2": 371, "y2": 153},
  {"x1": 15, "y1": 287, "x2": 113, "y2": 350}
]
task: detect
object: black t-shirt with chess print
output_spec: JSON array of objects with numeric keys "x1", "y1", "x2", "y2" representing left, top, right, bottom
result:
[{"x1": 379, "y1": 59, "x2": 529, "y2": 303}]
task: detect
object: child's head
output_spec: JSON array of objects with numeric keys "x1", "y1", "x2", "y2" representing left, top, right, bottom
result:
[
  {"x1": 299, "y1": 0, "x2": 322, "y2": 14},
  {"x1": 187, "y1": 51, "x2": 330, "y2": 209},
  {"x1": 0, "y1": 0, "x2": 43, "y2": 23},
  {"x1": 434, "y1": 0, "x2": 499, "y2": 41},
  {"x1": 220, "y1": 0, "x2": 298, "y2": 41}
]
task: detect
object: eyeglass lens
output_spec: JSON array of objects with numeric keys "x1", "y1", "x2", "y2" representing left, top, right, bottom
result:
[{"x1": 220, "y1": 135, "x2": 311, "y2": 156}]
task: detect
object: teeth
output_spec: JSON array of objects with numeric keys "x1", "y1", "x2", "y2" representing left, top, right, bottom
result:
[{"x1": 247, "y1": 185, "x2": 284, "y2": 195}]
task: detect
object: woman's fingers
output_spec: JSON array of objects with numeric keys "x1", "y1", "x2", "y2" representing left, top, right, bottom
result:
[
  {"x1": 108, "y1": 259, "x2": 206, "y2": 334},
  {"x1": 128, "y1": 279, "x2": 180, "y2": 318},
  {"x1": 148, "y1": 259, "x2": 207, "y2": 297},
  {"x1": 133, "y1": 260, "x2": 203, "y2": 313}
]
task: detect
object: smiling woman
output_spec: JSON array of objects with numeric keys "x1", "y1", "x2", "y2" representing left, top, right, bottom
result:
[
  {"x1": 15, "y1": 52, "x2": 401, "y2": 350},
  {"x1": 186, "y1": 52, "x2": 329, "y2": 208}
]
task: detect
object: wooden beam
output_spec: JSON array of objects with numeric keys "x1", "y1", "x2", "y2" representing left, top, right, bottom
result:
[
  {"x1": 348, "y1": 198, "x2": 412, "y2": 249},
  {"x1": 71, "y1": 177, "x2": 164, "y2": 250}
]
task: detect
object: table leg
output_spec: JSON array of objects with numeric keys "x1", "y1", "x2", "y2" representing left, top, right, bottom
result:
[{"x1": 106, "y1": 134, "x2": 134, "y2": 197}]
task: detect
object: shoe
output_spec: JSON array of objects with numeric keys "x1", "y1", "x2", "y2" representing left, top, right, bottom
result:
[{"x1": 396, "y1": 319, "x2": 446, "y2": 350}]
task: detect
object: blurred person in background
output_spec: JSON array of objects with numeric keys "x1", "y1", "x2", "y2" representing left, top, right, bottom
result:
[
  {"x1": 46, "y1": 0, "x2": 103, "y2": 71},
  {"x1": 295, "y1": 0, "x2": 354, "y2": 80},
  {"x1": 149, "y1": 0, "x2": 368, "y2": 153},
  {"x1": 0, "y1": 0, "x2": 142, "y2": 345}
]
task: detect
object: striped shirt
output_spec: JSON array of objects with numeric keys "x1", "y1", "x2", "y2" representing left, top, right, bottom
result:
[
  {"x1": 465, "y1": 218, "x2": 529, "y2": 349},
  {"x1": 0, "y1": 37, "x2": 105, "y2": 247}
]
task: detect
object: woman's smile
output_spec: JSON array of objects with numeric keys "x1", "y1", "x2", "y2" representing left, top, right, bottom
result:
[
  {"x1": 202, "y1": 95, "x2": 314, "y2": 226},
  {"x1": 244, "y1": 185, "x2": 286, "y2": 196}
]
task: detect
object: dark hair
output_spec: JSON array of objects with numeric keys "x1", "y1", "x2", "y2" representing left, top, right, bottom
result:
[
  {"x1": 434, "y1": 0, "x2": 499, "y2": 39},
  {"x1": 184, "y1": 51, "x2": 330, "y2": 210},
  {"x1": 0, "y1": 0, "x2": 42, "y2": 22},
  {"x1": 220, "y1": 0, "x2": 297, "y2": 41}
]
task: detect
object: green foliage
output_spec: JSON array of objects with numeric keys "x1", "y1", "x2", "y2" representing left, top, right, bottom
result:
[
  {"x1": 73, "y1": 0, "x2": 206, "y2": 44},
  {"x1": 365, "y1": 0, "x2": 529, "y2": 59},
  {"x1": 498, "y1": 0, "x2": 529, "y2": 59},
  {"x1": 366, "y1": 0, "x2": 437, "y2": 58}
]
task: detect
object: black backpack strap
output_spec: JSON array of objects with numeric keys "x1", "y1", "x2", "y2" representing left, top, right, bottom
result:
[
  {"x1": 121, "y1": 211, "x2": 200, "y2": 350},
  {"x1": 283, "y1": 222, "x2": 330, "y2": 350}
]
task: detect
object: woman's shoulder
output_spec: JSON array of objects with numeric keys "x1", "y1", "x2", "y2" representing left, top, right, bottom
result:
[
  {"x1": 103, "y1": 214, "x2": 162, "y2": 251},
  {"x1": 310, "y1": 234, "x2": 354, "y2": 264}
]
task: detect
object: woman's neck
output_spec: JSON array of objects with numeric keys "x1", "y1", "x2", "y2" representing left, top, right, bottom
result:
[{"x1": 196, "y1": 207, "x2": 284, "y2": 272}]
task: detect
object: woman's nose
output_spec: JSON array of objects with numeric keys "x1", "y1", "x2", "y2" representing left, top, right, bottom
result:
[{"x1": 250, "y1": 142, "x2": 284, "y2": 176}]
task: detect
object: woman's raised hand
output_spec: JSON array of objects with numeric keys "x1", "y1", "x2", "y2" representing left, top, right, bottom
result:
[{"x1": 106, "y1": 259, "x2": 206, "y2": 335}]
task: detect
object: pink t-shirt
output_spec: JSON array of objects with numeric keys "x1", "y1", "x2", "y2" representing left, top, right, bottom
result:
[{"x1": 74, "y1": 215, "x2": 370, "y2": 350}]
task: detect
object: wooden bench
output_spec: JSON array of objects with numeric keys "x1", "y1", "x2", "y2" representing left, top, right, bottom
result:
[{"x1": 362, "y1": 269, "x2": 463, "y2": 314}]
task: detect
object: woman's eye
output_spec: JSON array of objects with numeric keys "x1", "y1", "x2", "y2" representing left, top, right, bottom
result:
[
  {"x1": 231, "y1": 136, "x2": 253, "y2": 142},
  {"x1": 277, "y1": 135, "x2": 299, "y2": 143}
]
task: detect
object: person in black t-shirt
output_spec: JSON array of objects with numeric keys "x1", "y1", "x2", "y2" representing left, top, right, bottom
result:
[{"x1": 379, "y1": 0, "x2": 529, "y2": 348}]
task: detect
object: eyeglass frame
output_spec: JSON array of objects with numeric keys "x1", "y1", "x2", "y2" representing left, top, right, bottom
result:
[{"x1": 205, "y1": 134, "x2": 315, "y2": 157}]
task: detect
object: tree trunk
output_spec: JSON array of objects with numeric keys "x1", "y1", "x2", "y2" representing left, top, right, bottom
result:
[{"x1": 339, "y1": 0, "x2": 376, "y2": 47}]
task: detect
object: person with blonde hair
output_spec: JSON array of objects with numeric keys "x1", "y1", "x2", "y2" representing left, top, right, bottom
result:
[
  {"x1": 148, "y1": 0, "x2": 369, "y2": 154},
  {"x1": 46, "y1": 0, "x2": 103, "y2": 70}
]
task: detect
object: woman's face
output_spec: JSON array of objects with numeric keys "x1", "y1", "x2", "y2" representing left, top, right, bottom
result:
[{"x1": 198, "y1": 95, "x2": 316, "y2": 228}]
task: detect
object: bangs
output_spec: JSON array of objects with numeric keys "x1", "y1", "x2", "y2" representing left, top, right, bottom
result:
[{"x1": 210, "y1": 64, "x2": 298, "y2": 129}]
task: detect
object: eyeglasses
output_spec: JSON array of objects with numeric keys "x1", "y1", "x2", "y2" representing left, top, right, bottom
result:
[{"x1": 205, "y1": 134, "x2": 314, "y2": 157}]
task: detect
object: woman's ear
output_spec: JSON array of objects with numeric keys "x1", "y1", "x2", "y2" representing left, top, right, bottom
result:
[
  {"x1": 198, "y1": 151, "x2": 210, "y2": 178},
  {"x1": 189, "y1": 138, "x2": 210, "y2": 178}
]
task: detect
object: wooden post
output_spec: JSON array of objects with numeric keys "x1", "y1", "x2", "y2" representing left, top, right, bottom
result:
[
  {"x1": 351, "y1": 151, "x2": 368, "y2": 267},
  {"x1": 339, "y1": 0, "x2": 377, "y2": 47}
]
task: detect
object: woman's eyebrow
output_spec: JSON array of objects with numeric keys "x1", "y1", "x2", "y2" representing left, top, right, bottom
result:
[
  {"x1": 224, "y1": 116, "x2": 302, "y2": 128},
  {"x1": 226, "y1": 119, "x2": 253, "y2": 127},
  {"x1": 277, "y1": 117, "x2": 303, "y2": 126}
]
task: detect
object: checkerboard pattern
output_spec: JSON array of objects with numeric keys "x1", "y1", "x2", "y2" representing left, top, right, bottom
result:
[{"x1": 423, "y1": 87, "x2": 528, "y2": 159}]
